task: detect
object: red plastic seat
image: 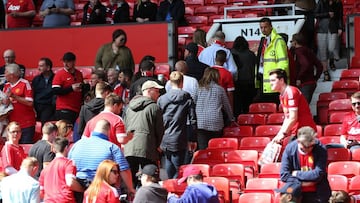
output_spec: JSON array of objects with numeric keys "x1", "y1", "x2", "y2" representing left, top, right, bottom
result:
[
  {"x1": 194, "y1": 5, "x2": 219, "y2": 15},
  {"x1": 25, "y1": 68, "x2": 40, "y2": 82},
  {"x1": 162, "y1": 179, "x2": 187, "y2": 195},
  {"x1": 191, "y1": 149, "x2": 227, "y2": 167},
  {"x1": 178, "y1": 164, "x2": 210, "y2": 178},
  {"x1": 349, "y1": 175, "x2": 360, "y2": 194},
  {"x1": 227, "y1": 149, "x2": 259, "y2": 177},
  {"x1": 340, "y1": 69, "x2": 360, "y2": 81},
  {"x1": 183, "y1": 0, "x2": 204, "y2": 5},
  {"x1": 258, "y1": 162, "x2": 281, "y2": 178},
  {"x1": 154, "y1": 64, "x2": 170, "y2": 80},
  {"x1": 254, "y1": 125, "x2": 281, "y2": 138},
  {"x1": 317, "y1": 92, "x2": 347, "y2": 124},
  {"x1": 266, "y1": 113, "x2": 285, "y2": 125},
  {"x1": 324, "y1": 124, "x2": 343, "y2": 136},
  {"x1": 211, "y1": 163, "x2": 245, "y2": 191},
  {"x1": 239, "y1": 193, "x2": 273, "y2": 203},
  {"x1": 327, "y1": 148, "x2": 351, "y2": 164},
  {"x1": 208, "y1": 138, "x2": 238, "y2": 150},
  {"x1": 328, "y1": 174, "x2": 348, "y2": 192},
  {"x1": 79, "y1": 66, "x2": 93, "y2": 80},
  {"x1": 177, "y1": 26, "x2": 196, "y2": 35},
  {"x1": 186, "y1": 16, "x2": 208, "y2": 26},
  {"x1": 331, "y1": 80, "x2": 360, "y2": 97},
  {"x1": 328, "y1": 161, "x2": 360, "y2": 178},
  {"x1": 350, "y1": 55, "x2": 360, "y2": 69},
  {"x1": 316, "y1": 125, "x2": 323, "y2": 137},
  {"x1": 329, "y1": 111, "x2": 350, "y2": 124},
  {"x1": 244, "y1": 178, "x2": 279, "y2": 195},
  {"x1": 249, "y1": 103, "x2": 277, "y2": 114},
  {"x1": 318, "y1": 136, "x2": 340, "y2": 145},
  {"x1": 239, "y1": 137, "x2": 271, "y2": 152},
  {"x1": 205, "y1": 0, "x2": 228, "y2": 4},
  {"x1": 352, "y1": 148, "x2": 360, "y2": 161},
  {"x1": 237, "y1": 113, "x2": 266, "y2": 126},
  {"x1": 328, "y1": 99, "x2": 352, "y2": 123},
  {"x1": 223, "y1": 125, "x2": 253, "y2": 139},
  {"x1": 208, "y1": 14, "x2": 232, "y2": 23},
  {"x1": 204, "y1": 177, "x2": 231, "y2": 203},
  {"x1": 185, "y1": 7, "x2": 195, "y2": 16}
]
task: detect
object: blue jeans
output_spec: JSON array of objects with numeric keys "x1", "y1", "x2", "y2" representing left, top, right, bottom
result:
[{"x1": 164, "y1": 150, "x2": 186, "y2": 179}]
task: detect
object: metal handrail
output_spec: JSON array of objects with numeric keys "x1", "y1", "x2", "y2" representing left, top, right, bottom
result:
[{"x1": 223, "y1": 3, "x2": 296, "y2": 19}]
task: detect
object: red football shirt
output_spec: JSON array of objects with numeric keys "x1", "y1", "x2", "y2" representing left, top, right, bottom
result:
[
  {"x1": 3, "y1": 78, "x2": 36, "y2": 128},
  {"x1": 52, "y1": 68, "x2": 83, "y2": 113},
  {"x1": 84, "y1": 182, "x2": 119, "y2": 203},
  {"x1": 6, "y1": 0, "x2": 35, "y2": 28},
  {"x1": 280, "y1": 86, "x2": 316, "y2": 135},
  {"x1": 342, "y1": 112, "x2": 360, "y2": 140},
  {"x1": 1, "y1": 142, "x2": 26, "y2": 170},
  {"x1": 212, "y1": 65, "x2": 235, "y2": 92}
]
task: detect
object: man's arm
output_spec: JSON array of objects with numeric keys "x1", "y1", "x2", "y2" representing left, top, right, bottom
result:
[
  {"x1": 65, "y1": 174, "x2": 84, "y2": 192},
  {"x1": 120, "y1": 169, "x2": 135, "y2": 194},
  {"x1": 273, "y1": 108, "x2": 297, "y2": 143}
]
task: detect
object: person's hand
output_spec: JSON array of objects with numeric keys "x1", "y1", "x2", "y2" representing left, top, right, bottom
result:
[
  {"x1": 272, "y1": 132, "x2": 285, "y2": 144},
  {"x1": 292, "y1": 170, "x2": 298, "y2": 176},
  {"x1": 296, "y1": 80, "x2": 301, "y2": 87},
  {"x1": 10, "y1": 12, "x2": 20, "y2": 17},
  {"x1": 50, "y1": 7, "x2": 60, "y2": 14},
  {"x1": 72, "y1": 83, "x2": 82, "y2": 92},
  {"x1": 167, "y1": 192, "x2": 178, "y2": 199},
  {"x1": 338, "y1": 29, "x2": 343, "y2": 36}
]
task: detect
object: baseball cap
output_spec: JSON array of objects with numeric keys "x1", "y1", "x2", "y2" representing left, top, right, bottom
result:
[
  {"x1": 138, "y1": 164, "x2": 160, "y2": 180},
  {"x1": 62, "y1": 52, "x2": 76, "y2": 61},
  {"x1": 185, "y1": 42, "x2": 198, "y2": 54},
  {"x1": 275, "y1": 182, "x2": 302, "y2": 198},
  {"x1": 178, "y1": 166, "x2": 203, "y2": 184},
  {"x1": 141, "y1": 80, "x2": 164, "y2": 91}
]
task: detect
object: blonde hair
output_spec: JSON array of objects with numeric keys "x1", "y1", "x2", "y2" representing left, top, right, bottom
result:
[
  {"x1": 56, "y1": 120, "x2": 72, "y2": 138},
  {"x1": 170, "y1": 71, "x2": 183, "y2": 86},
  {"x1": 86, "y1": 160, "x2": 119, "y2": 202},
  {"x1": 6, "y1": 121, "x2": 21, "y2": 139}
]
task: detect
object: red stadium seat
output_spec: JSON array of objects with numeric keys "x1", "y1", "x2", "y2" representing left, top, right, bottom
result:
[
  {"x1": 340, "y1": 69, "x2": 360, "y2": 81},
  {"x1": 227, "y1": 149, "x2": 259, "y2": 177},
  {"x1": 329, "y1": 112, "x2": 351, "y2": 124},
  {"x1": 328, "y1": 161, "x2": 360, "y2": 178},
  {"x1": 350, "y1": 55, "x2": 360, "y2": 69},
  {"x1": 328, "y1": 174, "x2": 348, "y2": 192},
  {"x1": 328, "y1": 99, "x2": 352, "y2": 120},
  {"x1": 317, "y1": 92, "x2": 347, "y2": 124},
  {"x1": 349, "y1": 175, "x2": 360, "y2": 194},
  {"x1": 161, "y1": 179, "x2": 187, "y2": 195},
  {"x1": 208, "y1": 15, "x2": 232, "y2": 23},
  {"x1": 177, "y1": 26, "x2": 196, "y2": 35},
  {"x1": 79, "y1": 66, "x2": 93, "y2": 80},
  {"x1": 184, "y1": 0, "x2": 204, "y2": 6},
  {"x1": 25, "y1": 68, "x2": 40, "y2": 82},
  {"x1": 185, "y1": 7, "x2": 195, "y2": 16},
  {"x1": 244, "y1": 178, "x2": 279, "y2": 195},
  {"x1": 205, "y1": 0, "x2": 228, "y2": 4},
  {"x1": 352, "y1": 148, "x2": 360, "y2": 161},
  {"x1": 324, "y1": 124, "x2": 343, "y2": 136},
  {"x1": 211, "y1": 163, "x2": 245, "y2": 191},
  {"x1": 318, "y1": 136, "x2": 340, "y2": 145},
  {"x1": 316, "y1": 125, "x2": 323, "y2": 137},
  {"x1": 204, "y1": 177, "x2": 231, "y2": 203},
  {"x1": 223, "y1": 125, "x2": 253, "y2": 139},
  {"x1": 258, "y1": 162, "x2": 281, "y2": 178},
  {"x1": 266, "y1": 113, "x2": 285, "y2": 125},
  {"x1": 186, "y1": 16, "x2": 208, "y2": 26},
  {"x1": 154, "y1": 64, "x2": 170, "y2": 80},
  {"x1": 208, "y1": 138, "x2": 238, "y2": 150},
  {"x1": 327, "y1": 148, "x2": 351, "y2": 164},
  {"x1": 191, "y1": 149, "x2": 227, "y2": 167},
  {"x1": 237, "y1": 113, "x2": 266, "y2": 126},
  {"x1": 194, "y1": 5, "x2": 219, "y2": 15},
  {"x1": 331, "y1": 80, "x2": 360, "y2": 97},
  {"x1": 239, "y1": 137, "x2": 271, "y2": 152},
  {"x1": 249, "y1": 103, "x2": 277, "y2": 114},
  {"x1": 254, "y1": 125, "x2": 281, "y2": 138},
  {"x1": 239, "y1": 193, "x2": 273, "y2": 203},
  {"x1": 178, "y1": 164, "x2": 210, "y2": 178}
]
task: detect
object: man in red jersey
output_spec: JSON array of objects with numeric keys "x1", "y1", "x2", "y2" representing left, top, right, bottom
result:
[
  {"x1": 269, "y1": 68, "x2": 316, "y2": 143},
  {"x1": 340, "y1": 92, "x2": 360, "y2": 151},
  {"x1": 52, "y1": 52, "x2": 84, "y2": 124},
  {"x1": 3, "y1": 63, "x2": 36, "y2": 143}
]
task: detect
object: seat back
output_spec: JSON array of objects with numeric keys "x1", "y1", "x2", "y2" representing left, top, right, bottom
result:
[
  {"x1": 223, "y1": 125, "x2": 253, "y2": 138},
  {"x1": 178, "y1": 164, "x2": 210, "y2": 178},
  {"x1": 328, "y1": 99, "x2": 352, "y2": 113},
  {"x1": 324, "y1": 124, "x2": 343, "y2": 136},
  {"x1": 244, "y1": 178, "x2": 279, "y2": 194},
  {"x1": 258, "y1": 162, "x2": 281, "y2": 178},
  {"x1": 340, "y1": 69, "x2": 360, "y2": 81},
  {"x1": 239, "y1": 136, "x2": 271, "y2": 152},
  {"x1": 349, "y1": 175, "x2": 360, "y2": 194},
  {"x1": 249, "y1": 103, "x2": 277, "y2": 114},
  {"x1": 191, "y1": 149, "x2": 227, "y2": 167},
  {"x1": 204, "y1": 177, "x2": 231, "y2": 203},
  {"x1": 318, "y1": 136, "x2": 340, "y2": 145},
  {"x1": 161, "y1": 179, "x2": 187, "y2": 196},
  {"x1": 327, "y1": 148, "x2": 351, "y2": 164},
  {"x1": 208, "y1": 138, "x2": 238, "y2": 150},
  {"x1": 239, "y1": 193, "x2": 273, "y2": 203},
  {"x1": 328, "y1": 174, "x2": 349, "y2": 192},
  {"x1": 331, "y1": 80, "x2": 360, "y2": 97},
  {"x1": 237, "y1": 113, "x2": 267, "y2": 126},
  {"x1": 227, "y1": 149, "x2": 259, "y2": 176},
  {"x1": 254, "y1": 125, "x2": 281, "y2": 138},
  {"x1": 211, "y1": 163, "x2": 245, "y2": 190},
  {"x1": 266, "y1": 113, "x2": 285, "y2": 125},
  {"x1": 352, "y1": 148, "x2": 360, "y2": 161},
  {"x1": 329, "y1": 112, "x2": 351, "y2": 124},
  {"x1": 328, "y1": 161, "x2": 360, "y2": 178}
]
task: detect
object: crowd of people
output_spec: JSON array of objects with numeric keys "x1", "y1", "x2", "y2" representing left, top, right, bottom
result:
[{"x1": 0, "y1": 3, "x2": 353, "y2": 201}]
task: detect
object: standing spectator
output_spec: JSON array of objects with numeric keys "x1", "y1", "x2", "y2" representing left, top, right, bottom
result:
[
  {"x1": 338, "y1": 92, "x2": 360, "y2": 151},
  {"x1": 167, "y1": 166, "x2": 219, "y2": 203},
  {"x1": 105, "y1": 0, "x2": 130, "y2": 24},
  {"x1": 39, "y1": 136, "x2": 84, "y2": 203},
  {"x1": 194, "y1": 68, "x2": 234, "y2": 150},
  {"x1": 193, "y1": 29, "x2": 207, "y2": 56},
  {"x1": 275, "y1": 181, "x2": 302, "y2": 203},
  {"x1": 81, "y1": 0, "x2": 106, "y2": 25},
  {"x1": 1, "y1": 157, "x2": 40, "y2": 203},
  {"x1": 95, "y1": 29, "x2": 135, "y2": 72},
  {"x1": 184, "y1": 42, "x2": 208, "y2": 81},
  {"x1": 156, "y1": 0, "x2": 187, "y2": 26},
  {"x1": 1, "y1": 121, "x2": 27, "y2": 175},
  {"x1": 315, "y1": 0, "x2": 343, "y2": 81},
  {"x1": 83, "y1": 69, "x2": 106, "y2": 102},
  {"x1": 78, "y1": 81, "x2": 112, "y2": 136},
  {"x1": 158, "y1": 71, "x2": 197, "y2": 179},
  {"x1": 133, "y1": 0, "x2": 157, "y2": 23},
  {"x1": 268, "y1": 69, "x2": 317, "y2": 144},
  {"x1": 231, "y1": 36, "x2": 257, "y2": 115},
  {"x1": 291, "y1": 33, "x2": 323, "y2": 104},
  {"x1": 280, "y1": 126, "x2": 331, "y2": 203},
  {"x1": 0, "y1": 49, "x2": 26, "y2": 79},
  {"x1": 52, "y1": 52, "x2": 84, "y2": 125},
  {"x1": 83, "y1": 160, "x2": 121, "y2": 203},
  {"x1": 255, "y1": 17, "x2": 289, "y2": 103},
  {"x1": 28, "y1": 122, "x2": 58, "y2": 179},
  {"x1": 199, "y1": 31, "x2": 238, "y2": 78},
  {"x1": 211, "y1": 50, "x2": 235, "y2": 111},
  {"x1": 114, "y1": 68, "x2": 132, "y2": 108},
  {"x1": 133, "y1": 164, "x2": 168, "y2": 203},
  {"x1": 3, "y1": 63, "x2": 36, "y2": 143},
  {"x1": 32, "y1": 57, "x2": 56, "y2": 125},
  {"x1": 83, "y1": 93, "x2": 134, "y2": 146},
  {"x1": 39, "y1": 0, "x2": 75, "y2": 27},
  {"x1": 5, "y1": 0, "x2": 35, "y2": 28},
  {"x1": 69, "y1": 119, "x2": 134, "y2": 202},
  {"x1": 124, "y1": 80, "x2": 164, "y2": 188},
  {"x1": 107, "y1": 68, "x2": 120, "y2": 89}
]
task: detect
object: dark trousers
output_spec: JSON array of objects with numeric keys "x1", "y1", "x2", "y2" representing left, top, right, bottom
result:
[
  {"x1": 126, "y1": 156, "x2": 157, "y2": 189},
  {"x1": 20, "y1": 126, "x2": 35, "y2": 144},
  {"x1": 35, "y1": 103, "x2": 55, "y2": 125},
  {"x1": 299, "y1": 83, "x2": 317, "y2": 104},
  {"x1": 301, "y1": 192, "x2": 323, "y2": 203},
  {"x1": 234, "y1": 82, "x2": 256, "y2": 116},
  {"x1": 74, "y1": 178, "x2": 91, "y2": 203},
  {"x1": 55, "y1": 109, "x2": 78, "y2": 125},
  {"x1": 197, "y1": 129, "x2": 222, "y2": 150}
]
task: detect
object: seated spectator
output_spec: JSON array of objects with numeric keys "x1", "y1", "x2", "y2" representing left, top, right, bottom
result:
[
  {"x1": 81, "y1": 0, "x2": 106, "y2": 25},
  {"x1": 167, "y1": 166, "x2": 219, "y2": 203},
  {"x1": 156, "y1": 0, "x2": 187, "y2": 26},
  {"x1": 39, "y1": 0, "x2": 75, "y2": 27},
  {"x1": 5, "y1": 0, "x2": 35, "y2": 28},
  {"x1": 133, "y1": 164, "x2": 168, "y2": 203},
  {"x1": 1, "y1": 157, "x2": 40, "y2": 203},
  {"x1": 133, "y1": 0, "x2": 157, "y2": 23},
  {"x1": 28, "y1": 122, "x2": 58, "y2": 179},
  {"x1": 105, "y1": 0, "x2": 130, "y2": 24},
  {"x1": 329, "y1": 190, "x2": 351, "y2": 203},
  {"x1": 1, "y1": 122, "x2": 27, "y2": 175},
  {"x1": 275, "y1": 181, "x2": 302, "y2": 203},
  {"x1": 83, "y1": 160, "x2": 121, "y2": 203},
  {"x1": 3, "y1": 63, "x2": 36, "y2": 144},
  {"x1": 95, "y1": 29, "x2": 135, "y2": 72}
]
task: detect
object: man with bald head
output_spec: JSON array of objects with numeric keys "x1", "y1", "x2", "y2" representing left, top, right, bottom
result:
[{"x1": 1, "y1": 49, "x2": 26, "y2": 79}]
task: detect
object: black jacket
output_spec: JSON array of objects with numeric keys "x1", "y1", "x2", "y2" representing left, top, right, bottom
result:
[
  {"x1": 156, "y1": 0, "x2": 187, "y2": 26},
  {"x1": 82, "y1": 2, "x2": 107, "y2": 25},
  {"x1": 185, "y1": 55, "x2": 208, "y2": 81},
  {"x1": 133, "y1": 1, "x2": 157, "y2": 21},
  {"x1": 78, "y1": 97, "x2": 105, "y2": 135},
  {"x1": 32, "y1": 72, "x2": 55, "y2": 105}
]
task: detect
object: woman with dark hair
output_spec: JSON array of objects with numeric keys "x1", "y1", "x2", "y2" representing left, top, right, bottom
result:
[
  {"x1": 231, "y1": 36, "x2": 257, "y2": 115},
  {"x1": 133, "y1": 0, "x2": 157, "y2": 23},
  {"x1": 95, "y1": 29, "x2": 135, "y2": 72},
  {"x1": 195, "y1": 67, "x2": 234, "y2": 149},
  {"x1": 193, "y1": 29, "x2": 207, "y2": 56},
  {"x1": 81, "y1": 0, "x2": 106, "y2": 25}
]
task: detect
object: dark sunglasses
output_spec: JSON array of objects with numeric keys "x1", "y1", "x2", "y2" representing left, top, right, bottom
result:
[{"x1": 352, "y1": 102, "x2": 360, "y2": 107}]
